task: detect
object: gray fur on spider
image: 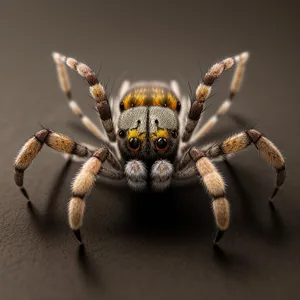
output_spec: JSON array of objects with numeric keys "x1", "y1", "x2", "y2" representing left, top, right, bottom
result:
[{"x1": 14, "y1": 51, "x2": 286, "y2": 245}]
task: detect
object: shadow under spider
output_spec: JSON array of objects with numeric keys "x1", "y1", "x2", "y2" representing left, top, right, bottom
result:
[
  {"x1": 76, "y1": 244, "x2": 103, "y2": 288},
  {"x1": 223, "y1": 159, "x2": 288, "y2": 243},
  {"x1": 212, "y1": 245, "x2": 253, "y2": 277},
  {"x1": 115, "y1": 182, "x2": 214, "y2": 241},
  {"x1": 27, "y1": 158, "x2": 73, "y2": 237}
]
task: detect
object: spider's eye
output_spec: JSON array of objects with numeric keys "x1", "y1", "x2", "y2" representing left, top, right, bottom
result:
[
  {"x1": 171, "y1": 129, "x2": 178, "y2": 138},
  {"x1": 120, "y1": 101, "x2": 125, "y2": 111},
  {"x1": 176, "y1": 101, "x2": 181, "y2": 112},
  {"x1": 128, "y1": 138, "x2": 141, "y2": 151},
  {"x1": 118, "y1": 130, "x2": 125, "y2": 138},
  {"x1": 155, "y1": 138, "x2": 169, "y2": 151}
]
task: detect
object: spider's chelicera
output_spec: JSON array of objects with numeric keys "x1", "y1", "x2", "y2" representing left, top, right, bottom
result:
[{"x1": 14, "y1": 51, "x2": 286, "y2": 245}]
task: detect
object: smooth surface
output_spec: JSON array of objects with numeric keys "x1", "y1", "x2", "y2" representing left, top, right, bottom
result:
[{"x1": 0, "y1": 1, "x2": 299, "y2": 299}]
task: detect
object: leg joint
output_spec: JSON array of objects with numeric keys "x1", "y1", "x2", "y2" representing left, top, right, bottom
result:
[
  {"x1": 246, "y1": 129, "x2": 263, "y2": 144},
  {"x1": 189, "y1": 147, "x2": 206, "y2": 162},
  {"x1": 34, "y1": 129, "x2": 50, "y2": 143},
  {"x1": 93, "y1": 147, "x2": 108, "y2": 162}
]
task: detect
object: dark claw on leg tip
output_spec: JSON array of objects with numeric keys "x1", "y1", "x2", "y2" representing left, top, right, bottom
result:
[
  {"x1": 269, "y1": 199, "x2": 276, "y2": 210},
  {"x1": 270, "y1": 187, "x2": 279, "y2": 201},
  {"x1": 73, "y1": 230, "x2": 83, "y2": 244},
  {"x1": 213, "y1": 230, "x2": 225, "y2": 244},
  {"x1": 269, "y1": 187, "x2": 280, "y2": 210},
  {"x1": 20, "y1": 187, "x2": 30, "y2": 201}
]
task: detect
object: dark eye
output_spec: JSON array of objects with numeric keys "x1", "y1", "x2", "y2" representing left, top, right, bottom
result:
[
  {"x1": 155, "y1": 138, "x2": 169, "y2": 151},
  {"x1": 176, "y1": 101, "x2": 181, "y2": 112},
  {"x1": 118, "y1": 130, "x2": 125, "y2": 138},
  {"x1": 120, "y1": 101, "x2": 125, "y2": 111},
  {"x1": 128, "y1": 138, "x2": 141, "y2": 151},
  {"x1": 171, "y1": 129, "x2": 178, "y2": 138}
]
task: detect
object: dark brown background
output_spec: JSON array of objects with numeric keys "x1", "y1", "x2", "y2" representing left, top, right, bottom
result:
[{"x1": 0, "y1": 1, "x2": 299, "y2": 299}]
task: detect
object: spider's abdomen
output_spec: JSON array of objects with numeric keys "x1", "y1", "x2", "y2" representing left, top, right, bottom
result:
[{"x1": 120, "y1": 82, "x2": 181, "y2": 112}]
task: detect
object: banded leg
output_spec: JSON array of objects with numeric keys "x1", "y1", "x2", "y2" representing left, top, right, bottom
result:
[
  {"x1": 52, "y1": 53, "x2": 105, "y2": 141},
  {"x1": 189, "y1": 148, "x2": 230, "y2": 243},
  {"x1": 14, "y1": 129, "x2": 91, "y2": 200},
  {"x1": 151, "y1": 160, "x2": 173, "y2": 191},
  {"x1": 69, "y1": 148, "x2": 109, "y2": 243},
  {"x1": 173, "y1": 165, "x2": 197, "y2": 180},
  {"x1": 205, "y1": 129, "x2": 286, "y2": 200},
  {"x1": 189, "y1": 52, "x2": 249, "y2": 145},
  {"x1": 182, "y1": 52, "x2": 248, "y2": 143},
  {"x1": 62, "y1": 142, "x2": 98, "y2": 162},
  {"x1": 53, "y1": 52, "x2": 116, "y2": 141},
  {"x1": 62, "y1": 145, "x2": 124, "y2": 180},
  {"x1": 125, "y1": 160, "x2": 147, "y2": 191}
]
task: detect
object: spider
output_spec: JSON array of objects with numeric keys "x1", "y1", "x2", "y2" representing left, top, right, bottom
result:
[{"x1": 14, "y1": 51, "x2": 286, "y2": 245}]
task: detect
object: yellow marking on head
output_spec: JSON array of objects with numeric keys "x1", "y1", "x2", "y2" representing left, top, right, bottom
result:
[
  {"x1": 128, "y1": 129, "x2": 146, "y2": 141},
  {"x1": 150, "y1": 129, "x2": 169, "y2": 141}
]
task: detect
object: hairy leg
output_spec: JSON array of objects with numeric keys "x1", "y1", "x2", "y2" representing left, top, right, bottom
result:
[
  {"x1": 182, "y1": 52, "x2": 247, "y2": 143},
  {"x1": 14, "y1": 129, "x2": 92, "y2": 200},
  {"x1": 173, "y1": 165, "x2": 197, "y2": 180},
  {"x1": 189, "y1": 52, "x2": 249, "y2": 145},
  {"x1": 205, "y1": 129, "x2": 286, "y2": 200},
  {"x1": 68, "y1": 148, "x2": 110, "y2": 243},
  {"x1": 53, "y1": 52, "x2": 116, "y2": 141},
  {"x1": 189, "y1": 148, "x2": 230, "y2": 243},
  {"x1": 52, "y1": 53, "x2": 105, "y2": 141}
]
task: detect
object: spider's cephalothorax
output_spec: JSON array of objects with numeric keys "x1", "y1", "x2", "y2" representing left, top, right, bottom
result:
[
  {"x1": 14, "y1": 51, "x2": 286, "y2": 246},
  {"x1": 117, "y1": 83, "x2": 180, "y2": 165}
]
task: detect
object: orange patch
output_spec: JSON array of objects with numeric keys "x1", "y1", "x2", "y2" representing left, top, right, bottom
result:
[{"x1": 121, "y1": 86, "x2": 179, "y2": 111}]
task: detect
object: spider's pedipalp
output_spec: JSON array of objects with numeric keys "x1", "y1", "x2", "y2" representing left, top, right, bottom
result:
[
  {"x1": 125, "y1": 160, "x2": 147, "y2": 191},
  {"x1": 14, "y1": 129, "x2": 91, "y2": 200},
  {"x1": 52, "y1": 52, "x2": 105, "y2": 141},
  {"x1": 206, "y1": 129, "x2": 286, "y2": 200},
  {"x1": 182, "y1": 52, "x2": 249, "y2": 144},
  {"x1": 151, "y1": 160, "x2": 173, "y2": 191},
  {"x1": 53, "y1": 52, "x2": 116, "y2": 141}
]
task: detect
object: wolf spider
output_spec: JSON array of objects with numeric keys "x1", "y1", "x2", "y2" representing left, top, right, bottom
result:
[{"x1": 14, "y1": 51, "x2": 286, "y2": 245}]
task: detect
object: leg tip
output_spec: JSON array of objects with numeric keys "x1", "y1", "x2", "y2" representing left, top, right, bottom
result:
[
  {"x1": 52, "y1": 52, "x2": 62, "y2": 63},
  {"x1": 241, "y1": 51, "x2": 250, "y2": 61},
  {"x1": 213, "y1": 230, "x2": 225, "y2": 244},
  {"x1": 268, "y1": 199, "x2": 276, "y2": 211},
  {"x1": 20, "y1": 187, "x2": 30, "y2": 201},
  {"x1": 73, "y1": 229, "x2": 83, "y2": 245},
  {"x1": 270, "y1": 187, "x2": 279, "y2": 201}
]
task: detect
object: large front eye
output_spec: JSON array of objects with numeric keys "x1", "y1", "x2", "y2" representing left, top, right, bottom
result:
[
  {"x1": 128, "y1": 138, "x2": 141, "y2": 151},
  {"x1": 155, "y1": 138, "x2": 169, "y2": 151}
]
